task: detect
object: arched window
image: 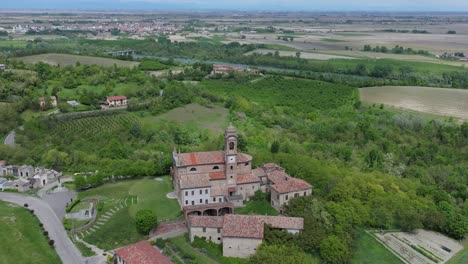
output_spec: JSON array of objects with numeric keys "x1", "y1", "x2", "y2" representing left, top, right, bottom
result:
[
  {"x1": 190, "y1": 168, "x2": 197, "y2": 172},
  {"x1": 213, "y1": 166, "x2": 219, "y2": 170},
  {"x1": 229, "y1": 142, "x2": 235, "y2": 150}
]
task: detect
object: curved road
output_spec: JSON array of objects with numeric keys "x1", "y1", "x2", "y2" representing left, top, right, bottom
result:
[
  {"x1": 4, "y1": 130, "x2": 15, "y2": 145},
  {"x1": 0, "y1": 192, "x2": 85, "y2": 264}
]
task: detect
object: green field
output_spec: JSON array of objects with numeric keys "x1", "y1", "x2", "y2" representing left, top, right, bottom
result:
[
  {"x1": 0, "y1": 40, "x2": 27, "y2": 48},
  {"x1": 78, "y1": 177, "x2": 182, "y2": 250},
  {"x1": 18, "y1": 53, "x2": 139, "y2": 68},
  {"x1": 320, "y1": 38, "x2": 348, "y2": 42},
  {"x1": 350, "y1": 231, "x2": 403, "y2": 264},
  {"x1": 0, "y1": 201, "x2": 61, "y2": 264},
  {"x1": 447, "y1": 240, "x2": 468, "y2": 264},
  {"x1": 136, "y1": 103, "x2": 229, "y2": 134}
]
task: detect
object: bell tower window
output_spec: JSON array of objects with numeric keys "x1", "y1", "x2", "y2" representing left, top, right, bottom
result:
[{"x1": 229, "y1": 142, "x2": 235, "y2": 150}]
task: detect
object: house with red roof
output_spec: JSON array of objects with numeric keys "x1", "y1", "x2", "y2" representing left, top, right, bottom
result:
[
  {"x1": 106, "y1": 95, "x2": 127, "y2": 108},
  {"x1": 114, "y1": 240, "x2": 172, "y2": 264},
  {"x1": 188, "y1": 214, "x2": 304, "y2": 258},
  {"x1": 171, "y1": 124, "x2": 312, "y2": 216}
]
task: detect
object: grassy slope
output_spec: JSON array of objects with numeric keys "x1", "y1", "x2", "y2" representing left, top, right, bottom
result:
[
  {"x1": 0, "y1": 201, "x2": 61, "y2": 264},
  {"x1": 18, "y1": 53, "x2": 139, "y2": 68},
  {"x1": 79, "y1": 177, "x2": 182, "y2": 250},
  {"x1": 350, "y1": 231, "x2": 403, "y2": 264},
  {"x1": 447, "y1": 240, "x2": 468, "y2": 264}
]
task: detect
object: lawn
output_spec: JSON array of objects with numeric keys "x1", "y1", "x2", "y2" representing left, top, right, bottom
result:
[
  {"x1": 236, "y1": 192, "x2": 278, "y2": 216},
  {"x1": 163, "y1": 235, "x2": 221, "y2": 264},
  {"x1": 0, "y1": 201, "x2": 61, "y2": 264},
  {"x1": 18, "y1": 53, "x2": 139, "y2": 68},
  {"x1": 135, "y1": 103, "x2": 229, "y2": 134},
  {"x1": 0, "y1": 40, "x2": 27, "y2": 48},
  {"x1": 350, "y1": 230, "x2": 403, "y2": 264},
  {"x1": 78, "y1": 177, "x2": 182, "y2": 250},
  {"x1": 447, "y1": 240, "x2": 467, "y2": 264}
]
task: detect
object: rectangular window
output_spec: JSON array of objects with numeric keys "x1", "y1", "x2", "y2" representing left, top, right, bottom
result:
[
  {"x1": 277, "y1": 195, "x2": 279, "y2": 200},
  {"x1": 213, "y1": 197, "x2": 216, "y2": 202},
  {"x1": 219, "y1": 198, "x2": 222, "y2": 202},
  {"x1": 217, "y1": 228, "x2": 221, "y2": 233},
  {"x1": 286, "y1": 195, "x2": 289, "y2": 200},
  {"x1": 203, "y1": 227, "x2": 206, "y2": 233},
  {"x1": 304, "y1": 191, "x2": 307, "y2": 196},
  {"x1": 200, "y1": 199, "x2": 202, "y2": 203},
  {"x1": 205, "y1": 199, "x2": 208, "y2": 204},
  {"x1": 191, "y1": 201, "x2": 194, "y2": 205},
  {"x1": 192, "y1": 191, "x2": 194, "y2": 195},
  {"x1": 185, "y1": 200, "x2": 188, "y2": 205},
  {"x1": 252, "y1": 186, "x2": 255, "y2": 189},
  {"x1": 295, "y1": 193, "x2": 299, "y2": 198},
  {"x1": 205, "y1": 189, "x2": 208, "y2": 194},
  {"x1": 185, "y1": 191, "x2": 188, "y2": 196}
]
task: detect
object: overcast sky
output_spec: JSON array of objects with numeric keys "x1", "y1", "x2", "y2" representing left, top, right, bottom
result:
[{"x1": 3, "y1": 0, "x2": 468, "y2": 11}]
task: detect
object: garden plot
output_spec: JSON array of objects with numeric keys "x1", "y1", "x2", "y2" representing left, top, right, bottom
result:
[
  {"x1": 359, "y1": 86, "x2": 468, "y2": 121},
  {"x1": 374, "y1": 230, "x2": 463, "y2": 264}
]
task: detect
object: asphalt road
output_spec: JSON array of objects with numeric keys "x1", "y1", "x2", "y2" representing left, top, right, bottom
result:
[
  {"x1": 4, "y1": 130, "x2": 15, "y2": 145},
  {"x1": 0, "y1": 192, "x2": 85, "y2": 264}
]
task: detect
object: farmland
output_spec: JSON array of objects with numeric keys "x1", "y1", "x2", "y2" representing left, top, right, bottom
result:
[
  {"x1": 359, "y1": 86, "x2": 468, "y2": 120},
  {"x1": 0, "y1": 201, "x2": 61, "y2": 264},
  {"x1": 18, "y1": 53, "x2": 139, "y2": 68},
  {"x1": 245, "y1": 49, "x2": 356, "y2": 60}
]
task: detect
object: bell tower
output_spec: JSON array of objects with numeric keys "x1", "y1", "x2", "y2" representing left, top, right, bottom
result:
[{"x1": 225, "y1": 123, "x2": 238, "y2": 184}]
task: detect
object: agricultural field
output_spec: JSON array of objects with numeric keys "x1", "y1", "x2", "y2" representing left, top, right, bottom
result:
[
  {"x1": 18, "y1": 53, "x2": 139, "y2": 68},
  {"x1": 0, "y1": 39, "x2": 27, "y2": 48},
  {"x1": 0, "y1": 201, "x2": 61, "y2": 264},
  {"x1": 245, "y1": 49, "x2": 356, "y2": 60},
  {"x1": 137, "y1": 103, "x2": 229, "y2": 134},
  {"x1": 77, "y1": 177, "x2": 182, "y2": 250},
  {"x1": 359, "y1": 86, "x2": 468, "y2": 121}
]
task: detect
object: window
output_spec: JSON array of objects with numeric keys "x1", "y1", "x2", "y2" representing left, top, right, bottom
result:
[
  {"x1": 252, "y1": 186, "x2": 255, "y2": 189},
  {"x1": 26, "y1": 172, "x2": 29, "y2": 177},
  {"x1": 205, "y1": 189, "x2": 208, "y2": 194},
  {"x1": 277, "y1": 195, "x2": 279, "y2": 200},
  {"x1": 219, "y1": 198, "x2": 222, "y2": 202},
  {"x1": 192, "y1": 191, "x2": 194, "y2": 195},
  {"x1": 240, "y1": 187, "x2": 243, "y2": 190},
  {"x1": 245, "y1": 162, "x2": 249, "y2": 166},
  {"x1": 203, "y1": 227, "x2": 206, "y2": 233},
  {"x1": 205, "y1": 199, "x2": 208, "y2": 204},
  {"x1": 190, "y1": 167, "x2": 197, "y2": 172},
  {"x1": 213, "y1": 197, "x2": 216, "y2": 202},
  {"x1": 230, "y1": 166, "x2": 233, "y2": 170},
  {"x1": 185, "y1": 200, "x2": 188, "y2": 205},
  {"x1": 191, "y1": 201, "x2": 194, "y2": 205},
  {"x1": 213, "y1": 166, "x2": 219, "y2": 170},
  {"x1": 230, "y1": 176, "x2": 233, "y2": 179},
  {"x1": 185, "y1": 191, "x2": 188, "y2": 196},
  {"x1": 200, "y1": 190, "x2": 202, "y2": 195},
  {"x1": 199, "y1": 199, "x2": 202, "y2": 203},
  {"x1": 229, "y1": 142, "x2": 234, "y2": 150},
  {"x1": 304, "y1": 191, "x2": 307, "y2": 196},
  {"x1": 218, "y1": 237, "x2": 221, "y2": 241},
  {"x1": 217, "y1": 228, "x2": 221, "y2": 233},
  {"x1": 295, "y1": 193, "x2": 299, "y2": 198},
  {"x1": 209, "y1": 236, "x2": 212, "y2": 240},
  {"x1": 286, "y1": 195, "x2": 289, "y2": 200}
]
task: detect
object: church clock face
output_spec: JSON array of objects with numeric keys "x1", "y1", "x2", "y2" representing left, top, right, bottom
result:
[{"x1": 228, "y1": 156, "x2": 236, "y2": 163}]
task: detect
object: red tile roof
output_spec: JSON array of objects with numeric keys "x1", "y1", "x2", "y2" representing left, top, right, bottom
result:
[
  {"x1": 209, "y1": 171, "x2": 226, "y2": 180},
  {"x1": 236, "y1": 173, "x2": 260, "y2": 184},
  {"x1": 189, "y1": 216, "x2": 224, "y2": 228},
  {"x1": 114, "y1": 241, "x2": 172, "y2": 264},
  {"x1": 271, "y1": 178, "x2": 311, "y2": 194},
  {"x1": 237, "y1": 153, "x2": 253, "y2": 163},
  {"x1": 177, "y1": 151, "x2": 225, "y2": 166},
  {"x1": 107, "y1": 95, "x2": 127, "y2": 101},
  {"x1": 252, "y1": 167, "x2": 267, "y2": 178},
  {"x1": 222, "y1": 214, "x2": 265, "y2": 239},
  {"x1": 267, "y1": 170, "x2": 290, "y2": 185},
  {"x1": 220, "y1": 215, "x2": 304, "y2": 239},
  {"x1": 179, "y1": 174, "x2": 210, "y2": 189},
  {"x1": 0, "y1": 160, "x2": 6, "y2": 166}
]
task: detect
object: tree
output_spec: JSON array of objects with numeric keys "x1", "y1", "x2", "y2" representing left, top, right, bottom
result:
[
  {"x1": 249, "y1": 244, "x2": 318, "y2": 264},
  {"x1": 43, "y1": 149, "x2": 70, "y2": 170},
  {"x1": 296, "y1": 52, "x2": 301, "y2": 58},
  {"x1": 74, "y1": 175, "x2": 87, "y2": 189},
  {"x1": 319, "y1": 236, "x2": 349, "y2": 264},
  {"x1": 136, "y1": 209, "x2": 158, "y2": 234},
  {"x1": 270, "y1": 140, "x2": 280, "y2": 154}
]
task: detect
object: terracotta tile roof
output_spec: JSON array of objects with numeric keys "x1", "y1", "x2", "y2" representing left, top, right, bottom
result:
[
  {"x1": 107, "y1": 95, "x2": 127, "y2": 101},
  {"x1": 210, "y1": 187, "x2": 227, "y2": 197},
  {"x1": 237, "y1": 153, "x2": 253, "y2": 163},
  {"x1": 236, "y1": 173, "x2": 260, "y2": 184},
  {"x1": 222, "y1": 214, "x2": 265, "y2": 239},
  {"x1": 252, "y1": 167, "x2": 267, "y2": 178},
  {"x1": 189, "y1": 216, "x2": 224, "y2": 228},
  {"x1": 209, "y1": 171, "x2": 226, "y2": 180},
  {"x1": 0, "y1": 160, "x2": 6, "y2": 166},
  {"x1": 179, "y1": 174, "x2": 210, "y2": 189},
  {"x1": 114, "y1": 241, "x2": 172, "y2": 264},
  {"x1": 177, "y1": 151, "x2": 225, "y2": 166},
  {"x1": 263, "y1": 216, "x2": 304, "y2": 230},
  {"x1": 267, "y1": 170, "x2": 290, "y2": 185},
  {"x1": 271, "y1": 178, "x2": 311, "y2": 194}
]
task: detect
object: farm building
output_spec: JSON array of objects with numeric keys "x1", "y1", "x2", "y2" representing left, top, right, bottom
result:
[
  {"x1": 188, "y1": 214, "x2": 304, "y2": 258},
  {"x1": 211, "y1": 64, "x2": 244, "y2": 75},
  {"x1": 104, "y1": 95, "x2": 128, "y2": 108},
  {"x1": 0, "y1": 64, "x2": 6, "y2": 70}
]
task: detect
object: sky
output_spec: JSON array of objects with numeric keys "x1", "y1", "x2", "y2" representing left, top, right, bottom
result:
[{"x1": 2, "y1": 0, "x2": 468, "y2": 11}]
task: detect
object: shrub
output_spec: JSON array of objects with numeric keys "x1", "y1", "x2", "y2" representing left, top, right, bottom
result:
[
  {"x1": 66, "y1": 198, "x2": 81, "y2": 213},
  {"x1": 135, "y1": 209, "x2": 158, "y2": 234},
  {"x1": 43, "y1": 231, "x2": 49, "y2": 236},
  {"x1": 48, "y1": 240, "x2": 55, "y2": 247},
  {"x1": 24, "y1": 203, "x2": 29, "y2": 207}
]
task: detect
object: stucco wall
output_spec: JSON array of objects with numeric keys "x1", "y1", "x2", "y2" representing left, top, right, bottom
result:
[
  {"x1": 271, "y1": 188, "x2": 312, "y2": 212},
  {"x1": 223, "y1": 237, "x2": 262, "y2": 258},
  {"x1": 182, "y1": 187, "x2": 211, "y2": 206},
  {"x1": 190, "y1": 226, "x2": 222, "y2": 244}
]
